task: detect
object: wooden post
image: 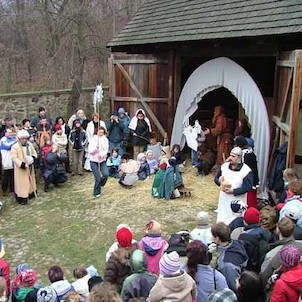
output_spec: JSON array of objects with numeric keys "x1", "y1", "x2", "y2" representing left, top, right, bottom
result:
[
  {"x1": 287, "y1": 50, "x2": 302, "y2": 167},
  {"x1": 108, "y1": 54, "x2": 114, "y2": 113},
  {"x1": 280, "y1": 67, "x2": 293, "y2": 122},
  {"x1": 167, "y1": 49, "x2": 174, "y2": 143}
]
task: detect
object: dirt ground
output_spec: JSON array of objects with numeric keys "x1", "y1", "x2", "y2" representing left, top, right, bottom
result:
[{"x1": 0, "y1": 164, "x2": 219, "y2": 283}]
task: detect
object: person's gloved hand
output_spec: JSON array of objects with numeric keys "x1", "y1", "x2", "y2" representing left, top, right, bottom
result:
[{"x1": 208, "y1": 243, "x2": 217, "y2": 253}]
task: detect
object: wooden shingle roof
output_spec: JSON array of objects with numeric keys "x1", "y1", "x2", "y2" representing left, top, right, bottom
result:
[{"x1": 108, "y1": 0, "x2": 302, "y2": 47}]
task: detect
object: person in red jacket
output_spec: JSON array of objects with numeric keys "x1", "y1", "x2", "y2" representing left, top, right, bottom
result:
[
  {"x1": 0, "y1": 240, "x2": 10, "y2": 298},
  {"x1": 270, "y1": 245, "x2": 302, "y2": 302}
]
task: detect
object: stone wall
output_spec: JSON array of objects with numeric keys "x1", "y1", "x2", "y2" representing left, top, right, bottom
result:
[{"x1": 0, "y1": 87, "x2": 110, "y2": 125}]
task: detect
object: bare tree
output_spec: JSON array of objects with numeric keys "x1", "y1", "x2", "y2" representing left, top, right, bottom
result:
[{"x1": 0, "y1": 0, "x2": 145, "y2": 94}]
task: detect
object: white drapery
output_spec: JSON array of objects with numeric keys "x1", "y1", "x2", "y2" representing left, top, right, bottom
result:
[{"x1": 171, "y1": 57, "x2": 270, "y2": 189}]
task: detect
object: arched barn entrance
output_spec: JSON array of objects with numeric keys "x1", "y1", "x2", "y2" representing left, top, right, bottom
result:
[{"x1": 171, "y1": 57, "x2": 270, "y2": 189}]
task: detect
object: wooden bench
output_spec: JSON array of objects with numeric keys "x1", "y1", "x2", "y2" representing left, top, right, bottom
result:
[{"x1": 179, "y1": 187, "x2": 194, "y2": 197}]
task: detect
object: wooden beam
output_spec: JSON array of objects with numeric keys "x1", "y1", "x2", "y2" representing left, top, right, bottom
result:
[
  {"x1": 272, "y1": 115, "x2": 290, "y2": 134},
  {"x1": 268, "y1": 127, "x2": 280, "y2": 174},
  {"x1": 108, "y1": 55, "x2": 114, "y2": 112},
  {"x1": 115, "y1": 62, "x2": 167, "y2": 140},
  {"x1": 280, "y1": 67, "x2": 293, "y2": 122},
  {"x1": 113, "y1": 97, "x2": 168, "y2": 103},
  {"x1": 276, "y1": 60, "x2": 295, "y2": 67},
  {"x1": 287, "y1": 50, "x2": 302, "y2": 167},
  {"x1": 167, "y1": 49, "x2": 174, "y2": 144},
  {"x1": 113, "y1": 59, "x2": 168, "y2": 64}
]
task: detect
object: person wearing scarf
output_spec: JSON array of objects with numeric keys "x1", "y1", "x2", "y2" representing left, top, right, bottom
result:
[
  {"x1": 11, "y1": 130, "x2": 37, "y2": 205},
  {"x1": 129, "y1": 109, "x2": 151, "y2": 157}
]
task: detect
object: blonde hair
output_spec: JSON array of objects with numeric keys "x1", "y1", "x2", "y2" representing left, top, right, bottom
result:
[
  {"x1": 89, "y1": 283, "x2": 122, "y2": 302},
  {"x1": 288, "y1": 179, "x2": 302, "y2": 195},
  {"x1": 62, "y1": 291, "x2": 81, "y2": 302},
  {"x1": 283, "y1": 168, "x2": 298, "y2": 182}
]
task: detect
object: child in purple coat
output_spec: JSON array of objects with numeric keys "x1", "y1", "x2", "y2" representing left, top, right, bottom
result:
[
  {"x1": 146, "y1": 150, "x2": 158, "y2": 175},
  {"x1": 139, "y1": 220, "x2": 169, "y2": 275}
]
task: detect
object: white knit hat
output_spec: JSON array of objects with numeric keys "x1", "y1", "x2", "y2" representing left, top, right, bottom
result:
[{"x1": 17, "y1": 129, "x2": 30, "y2": 139}]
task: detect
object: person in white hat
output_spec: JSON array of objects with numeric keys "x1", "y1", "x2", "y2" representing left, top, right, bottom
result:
[
  {"x1": 11, "y1": 129, "x2": 37, "y2": 205},
  {"x1": 190, "y1": 211, "x2": 212, "y2": 245},
  {"x1": 214, "y1": 147, "x2": 253, "y2": 223}
]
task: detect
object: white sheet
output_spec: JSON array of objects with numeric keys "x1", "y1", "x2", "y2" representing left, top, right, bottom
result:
[{"x1": 171, "y1": 57, "x2": 270, "y2": 189}]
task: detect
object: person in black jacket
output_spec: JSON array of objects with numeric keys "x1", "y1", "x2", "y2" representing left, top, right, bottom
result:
[
  {"x1": 106, "y1": 111, "x2": 124, "y2": 156},
  {"x1": 42, "y1": 144, "x2": 67, "y2": 192},
  {"x1": 129, "y1": 109, "x2": 151, "y2": 157}
]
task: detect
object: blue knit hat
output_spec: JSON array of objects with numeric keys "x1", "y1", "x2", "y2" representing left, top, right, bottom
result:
[{"x1": 15, "y1": 263, "x2": 31, "y2": 275}]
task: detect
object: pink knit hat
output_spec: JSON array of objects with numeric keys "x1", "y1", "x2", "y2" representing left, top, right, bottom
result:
[{"x1": 280, "y1": 245, "x2": 301, "y2": 268}]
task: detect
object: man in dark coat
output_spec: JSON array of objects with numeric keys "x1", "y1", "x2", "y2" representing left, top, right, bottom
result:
[{"x1": 106, "y1": 111, "x2": 124, "y2": 156}]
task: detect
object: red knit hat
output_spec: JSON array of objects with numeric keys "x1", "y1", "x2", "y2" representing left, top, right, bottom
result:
[
  {"x1": 243, "y1": 207, "x2": 260, "y2": 225},
  {"x1": 116, "y1": 227, "x2": 133, "y2": 248},
  {"x1": 55, "y1": 124, "x2": 62, "y2": 131}
]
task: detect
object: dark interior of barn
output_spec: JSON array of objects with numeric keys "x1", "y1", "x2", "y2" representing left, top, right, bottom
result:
[{"x1": 181, "y1": 56, "x2": 276, "y2": 128}]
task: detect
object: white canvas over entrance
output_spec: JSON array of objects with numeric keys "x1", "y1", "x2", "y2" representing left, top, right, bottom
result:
[{"x1": 171, "y1": 57, "x2": 270, "y2": 189}]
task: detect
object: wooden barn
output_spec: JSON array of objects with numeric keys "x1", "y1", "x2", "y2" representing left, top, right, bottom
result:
[{"x1": 107, "y1": 0, "x2": 302, "y2": 187}]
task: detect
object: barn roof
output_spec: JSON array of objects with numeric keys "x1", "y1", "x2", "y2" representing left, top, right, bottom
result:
[{"x1": 108, "y1": 0, "x2": 302, "y2": 48}]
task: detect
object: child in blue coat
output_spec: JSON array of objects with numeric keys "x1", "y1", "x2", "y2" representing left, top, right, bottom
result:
[{"x1": 106, "y1": 148, "x2": 121, "y2": 178}]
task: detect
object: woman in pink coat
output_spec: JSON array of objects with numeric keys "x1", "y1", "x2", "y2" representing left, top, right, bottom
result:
[{"x1": 88, "y1": 127, "x2": 109, "y2": 198}]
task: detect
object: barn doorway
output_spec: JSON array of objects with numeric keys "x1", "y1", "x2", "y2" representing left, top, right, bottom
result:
[
  {"x1": 171, "y1": 57, "x2": 270, "y2": 189},
  {"x1": 189, "y1": 87, "x2": 240, "y2": 132}
]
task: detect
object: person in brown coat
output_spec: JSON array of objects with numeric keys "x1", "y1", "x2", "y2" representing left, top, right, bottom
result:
[
  {"x1": 11, "y1": 129, "x2": 37, "y2": 205},
  {"x1": 104, "y1": 227, "x2": 137, "y2": 293},
  {"x1": 204, "y1": 106, "x2": 232, "y2": 166}
]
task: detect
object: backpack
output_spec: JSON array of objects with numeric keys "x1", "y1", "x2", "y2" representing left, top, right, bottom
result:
[
  {"x1": 239, "y1": 232, "x2": 269, "y2": 272},
  {"x1": 166, "y1": 230, "x2": 190, "y2": 256}
]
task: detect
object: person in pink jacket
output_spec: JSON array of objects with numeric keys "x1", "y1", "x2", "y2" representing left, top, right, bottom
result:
[
  {"x1": 88, "y1": 127, "x2": 109, "y2": 198},
  {"x1": 139, "y1": 220, "x2": 168, "y2": 275}
]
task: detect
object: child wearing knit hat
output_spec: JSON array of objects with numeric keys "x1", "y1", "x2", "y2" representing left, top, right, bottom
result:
[
  {"x1": 147, "y1": 252, "x2": 197, "y2": 302},
  {"x1": 238, "y1": 207, "x2": 271, "y2": 272},
  {"x1": 105, "y1": 224, "x2": 137, "y2": 262},
  {"x1": 139, "y1": 220, "x2": 169, "y2": 275},
  {"x1": 104, "y1": 227, "x2": 138, "y2": 293},
  {"x1": 190, "y1": 211, "x2": 212, "y2": 245},
  {"x1": 36, "y1": 286, "x2": 57, "y2": 302},
  {"x1": 12, "y1": 268, "x2": 39, "y2": 302},
  {"x1": 270, "y1": 245, "x2": 302, "y2": 302}
]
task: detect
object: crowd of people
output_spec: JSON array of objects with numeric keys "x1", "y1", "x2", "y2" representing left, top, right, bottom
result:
[
  {"x1": 0, "y1": 106, "x2": 166, "y2": 201},
  {"x1": 0, "y1": 104, "x2": 302, "y2": 301},
  {"x1": 0, "y1": 208, "x2": 302, "y2": 302},
  {"x1": 0, "y1": 105, "x2": 191, "y2": 201}
]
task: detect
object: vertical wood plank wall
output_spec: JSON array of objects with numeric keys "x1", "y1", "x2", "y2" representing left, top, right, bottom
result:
[{"x1": 109, "y1": 54, "x2": 171, "y2": 142}]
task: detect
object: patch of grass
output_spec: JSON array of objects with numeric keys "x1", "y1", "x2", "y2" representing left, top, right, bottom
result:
[{"x1": 0, "y1": 165, "x2": 219, "y2": 284}]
